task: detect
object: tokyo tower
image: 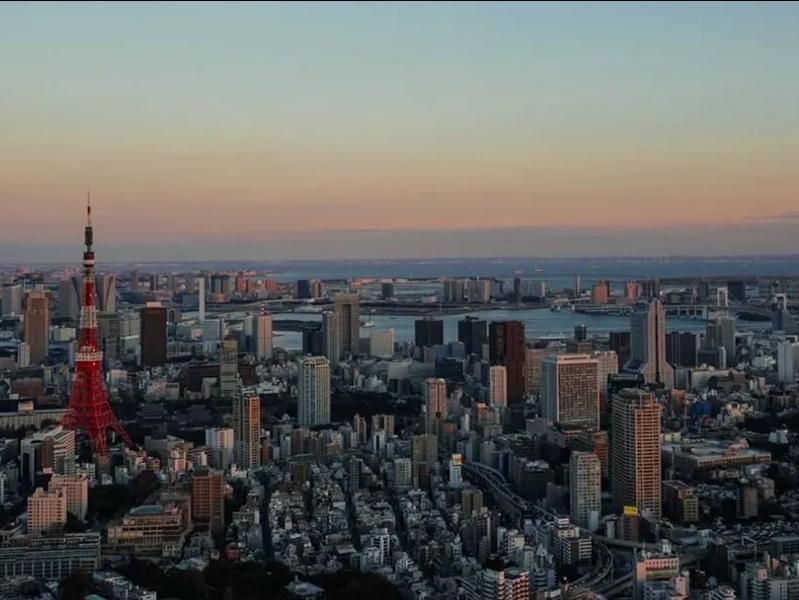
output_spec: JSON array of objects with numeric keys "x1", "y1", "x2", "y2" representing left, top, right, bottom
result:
[{"x1": 62, "y1": 195, "x2": 132, "y2": 456}]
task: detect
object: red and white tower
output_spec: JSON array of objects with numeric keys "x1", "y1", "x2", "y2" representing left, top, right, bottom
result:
[{"x1": 62, "y1": 195, "x2": 132, "y2": 455}]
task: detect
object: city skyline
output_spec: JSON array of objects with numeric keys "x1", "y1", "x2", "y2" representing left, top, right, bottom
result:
[{"x1": 2, "y1": 2, "x2": 798, "y2": 260}]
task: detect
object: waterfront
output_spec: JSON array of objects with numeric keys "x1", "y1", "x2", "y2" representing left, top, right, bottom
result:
[{"x1": 270, "y1": 307, "x2": 768, "y2": 352}]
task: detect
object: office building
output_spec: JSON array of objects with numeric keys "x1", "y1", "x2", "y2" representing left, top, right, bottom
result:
[
  {"x1": 423, "y1": 377, "x2": 447, "y2": 434},
  {"x1": 58, "y1": 277, "x2": 80, "y2": 321},
  {"x1": 570, "y1": 452, "x2": 601, "y2": 531},
  {"x1": 489, "y1": 321, "x2": 526, "y2": 403},
  {"x1": 591, "y1": 280, "x2": 610, "y2": 304},
  {"x1": 107, "y1": 503, "x2": 187, "y2": 557},
  {"x1": 27, "y1": 487, "x2": 67, "y2": 534},
  {"x1": 381, "y1": 282, "x2": 394, "y2": 299},
  {"x1": 705, "y1": 314, "x2": 736, "y2": 368},
  {"x1": 140, "y1": 302, "x2": 167, "y2": 367},
  {"x1": 369, "y1": 328, "x2": 395, "y2": 358},
  {"x1": 297, "y1": 356, "x2": 331, "y2": 427},
  {"x1": 1, "y1": 283, "x2": 23, "y2": 316},
  {"x1": 95, "y1": 274, "x2": 117, "y2": 313},
  {"x1": 626, "y1": 299, "x2": 673, "y2": 387},
  {"x1": 205, "y1": 427, "x2": 234, "y2": 470},
  {"x1": 624, "y1": 281, "x2": 640, "y2": 304},
  {"x1": 609, "y1": 331, "x2": 631, "y2": 370},
  {"x1": 253, "y1": 312, "x2": 273, "y2": 361},
  {"x1": 458, "y1": 317, "x2": 487, "y2": 357},
  {"x1": 24, "y1": 289, "x2": 49, "y2": 364},
  {"x1": 524, "y1": 346, "x2": 550, "y2": 395},
  {"x1": 488, "y1": 365, "x2": 507, "y2": 408},
  {"x1": 219, "y1": 336, "x2": 239, "y2": 399},
  {"x1": 777, "y1": 341, "x2": 799, "y2": 384},
  {"x1": 594, "y1": 350, "x2": 618, "y2": 394},
  {"x1": 192, "y1": 468, "x2": 225, "y2": 535},
  {"x1": 415, "y1": 318, "x2": 444, "y2": 348},
  {"x1": 611, "y1": 389, "x2": 662, "y2": 516},
  {"x1": 49, "y1": 474, "x2": 88, "y2": 521},
  {"x1": 333, "y1": 293, "x2": 360, "y2": 356},
  {"x1": 322, "y1": 310, "x2": 340, "y2": 367},
  {"x1": 233, "y1": 392, "x2": 261, "y2": 469},
  {"x1": 666, "y1": 331, "x2": 701, "y2": 367},
  {"x1": 0, "y1": 532, "x2": 100, "y2": 582},
  {"x1": 393, "y1": 457, "x2": 413, "y2": 491},
  {"x1": 541, "y1": 354, "x2": 599, "y2": 429},
  {"x1": 195, "y1": 277, "x2": 205, "y2": 321}
]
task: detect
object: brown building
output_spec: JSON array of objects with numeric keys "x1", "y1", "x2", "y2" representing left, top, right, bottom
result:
[
  {"x1": 233, "y1": 392, "x2": 261, "y2": 470},
  {"x1": 140, "y1": 303, "x2": 167, "y2": 367},
  {"x1": 611, "y1": 389, "x2": 662, "y2": 517},
  {"x1": 192, "y1": 469, "x2": 225, "y2": 535},
  {"x1": 489, "y1": 321, "x2": 526, "y2": 403},
  {"x1": 24, "y1": 289, "x2": 50, "y2": 364}
]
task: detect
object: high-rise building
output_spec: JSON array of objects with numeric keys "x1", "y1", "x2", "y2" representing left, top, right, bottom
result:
[
  {"x1": 626, "y1": 299, "x2": 673, "y2": 387},
  {"x1": 705, "y1": 315, "x2": 736, "y2": 368},
  {"x1": 49, "y1": 474, "x2": 88, "y2": 521},
  {"x1": 542, "y1": 354, "x2": 599, "y2": 428},
  {"x1": 569, "y1": 451, "x2": 601, "y2": 530},
  {"x1": 333, "y1": 293, "x2": 360, "y2": 356},
  {"x1": 27, "y1": 487, "x2": 67, "y2": 534},
  {"x1": 140, "y1": 302, "x2": 167, "y2": 367},
  {"x1": 58, "y1": 277, "x2": 81, "y2": 321},
  {"x1": 415, "y1": 318, "x2": 444, "y2": 348},
  {"x1": 297, "y1": 356, "x2": 331, "y2": 427},
  {"x1": 640, "y1": 279, "x2": 661, "y2": 300},
  {"x1": 423, "y1": 377, "x2": 447, "y2": 434},
  {"x1": 489, "y1": 321, "x2": 526, "y2": 403},
  {"x1": 488, "y1": 365, "x2": 507, "y2": 408},
  {"x1": 666, "y1": 331, "x2": 701, "y2": 367},
  {"x1": 369, "y1": 329, "x2": 395, "y2": 358},
  {"x1": 611, "y1": 389, "x2": 662, "y2": 516},
  {"x1": 594, "y1": 350, "x2": 619, "y2": 395},
  {"x1": 381, "y1": 282, "x2": 394, "y2": 300},
  {"x1": 233, "y1": 392, "x2": 261, "y2": 469},
  {"x1": 574, "y1": 324, "x2": 588, "y2": 342},
  {"x1": 254, "y1": 313, "x2": 273, "y2": 361},
  {"x1": 777, "y1": 341, "x2": 799, "y2": 384},
  {"x1": 195, "y1": 277, "x2": 205, "y2": 322},
  {"x1": 322, "y1": 310, "x2": 340, "y2": 367},
  {"x1": 129, "y1": 270, "x2": 140, "y2": 292},
  {"x1": 0, "y1": 283, "x2": 23, "y2": 316},
  {"x1": 609, "y1": 331, "x2": 631, "y2": 370},
  {"x1": 191, "y1": 468, "x2": 225, "y2": 535},
  {"x1": 219, "y1": 336, "x2": 239, "y2": 399},
  {"x1": 591, "y1": 280, "x2": 610, "y2": 304},
  {"x1": 524, "y1": 346, "x2": 550, "y2": 395},
  {"x1": 95, "y1": 274, "x2": 116, "y2": 313},
  {"x1": 295, "y1": 279, "x2": 312, "y2": 299},
  {"x1": 458, "y1": 317, "x2": 487, "y2": 357},
  {"x1": 623, "y1": 281, "x2": 640, "y2": 304},
  {"x1": 205, "y1": 427, "x2": 234, "y2": 469},
  {"x1": 24, "y1": 288, "x2": 50, "y2": 364}
]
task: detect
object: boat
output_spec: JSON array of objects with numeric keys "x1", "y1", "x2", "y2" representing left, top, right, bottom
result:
[{"x1": 362, "y1": 320, "x2": 375, "y2": 328}]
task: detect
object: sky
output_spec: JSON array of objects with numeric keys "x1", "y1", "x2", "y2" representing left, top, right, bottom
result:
[{"x1": 1, "y1": 1, "x2": 798, "y2": 261}]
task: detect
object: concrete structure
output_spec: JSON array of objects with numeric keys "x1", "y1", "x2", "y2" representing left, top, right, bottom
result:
[
  {"x1": 333, "y1": 293, "x2": 360, "y2": 356},
  {"x1": 423, "y1": 378, "x2": 447, "y2": 434},
  {"x1": 297, "y1": 356, "x2": 331, "y2": 427},
  {"x1": 219, "y1": 336, "x2": 239, "y2": 399},
  {"x1": 192, "y1": 468, "x2": 225, "y2": 535},
  {"x1": 27, "y1": 487, "x2": 67, "y2": 533},
  {"x1": 569, "y1": 451, "x2": 601, "y2": 531},
  {"x1": 233, "y1": 392, "x2": 261, "y2": 470},
  {"x1": 23, "y1": 289, "x2": 49, "y2": 364},
  {"x1": 488, "y1": 365, "x2": 507, "y2": 408},
  {"x1": 49, "y1": 474, "x2": 88, "y2": 521},
  {"x1": 140, "y1": 303, "x2": 167, "y2": 367},
  {"x1": 611, "y1": 389, "x2": 662, "y2": 517},
  {"x1": 542, "y1": 354, "x2": 599, "y2": 429},
  {"x1": 627, "y1": 299, "x2": 673, "y2": 387}
]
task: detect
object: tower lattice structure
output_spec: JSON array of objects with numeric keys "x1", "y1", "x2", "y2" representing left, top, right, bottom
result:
[{"x1": 62, "y1": 196, "x2": 132, "y2": 455}]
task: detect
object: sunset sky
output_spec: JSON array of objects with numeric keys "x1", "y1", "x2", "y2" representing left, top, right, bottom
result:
[{"x1": 1, "y1": 2, "x2": 798, "y2": 260}]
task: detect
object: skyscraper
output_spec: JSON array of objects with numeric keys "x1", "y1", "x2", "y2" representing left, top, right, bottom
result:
[
  {"x1": 297, "y1": 356, "x2": 331, "y2": 427},
  {"x1": 666, "y1": 331, "x2": 701, "y2": 367},
  {"x1": 626, "y1": 299, "x2": 673, "y2": 387},
  {"x1": 233, "y1": 392, "x2": 261, "y2": 469},
  {"x1": 333, "y1": 293, "x2": 360, "y2": 356},
  {"x1": 95, "y1": 274, "x2": 116, "y2": 313},
  {"x1": 24, "y1": 289, "x2": 50, "y2": 364},
  {"x1": 458, "y1": 317, "x2": 487, "y2": 357},
  {"x1": 219, "y1": 336, "x2": 239, "y2": 400},
  {"x1": 0, "y1": 283, "x2": 23, "y2": 316},
  {"x1": 369, "y1": 329, "x2": 395, "y2": 358},
  {"x1": 58, "y1": 277, "x2": 80, "y2": 321},
  {"x1": 611, "y1": 389, "x2": 662, "y2": 516},
  {"x1": 488, "y1": 365, "x2": 507, "y2": 408},
  {"x1": 705, "y1": 314, "x2": 736, "y2": 368},
  {"x1": 195, "y1": 277, "x2": 205, "y2": 322},
  {"x1": 191, "y1": 468, "x2": 225, "y2": 535},
  {"x1": 322, "y1": 310, "x2": 340, "y2": 367},
  {"x1": 423, "y1": 377, "x2": 447, "y2": 434},
  {"x1": 415, "y1": 318, "x2": 444, "y2": 348},
  {"x1": 254, "y1": 313, "x2": 273, "y2": 361},
  {"x1": 140, "y1": 302, "x2": 167, "y2": 367},
  {"x1": 541, "y1": 354, "x2": 599, "y2": 429},
  {"x1": 569, "y1": 451, "x2": 601, "y2": 530},
  {"x1": 489, "y1": 321, "x2": 526, "y2": 403}
]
